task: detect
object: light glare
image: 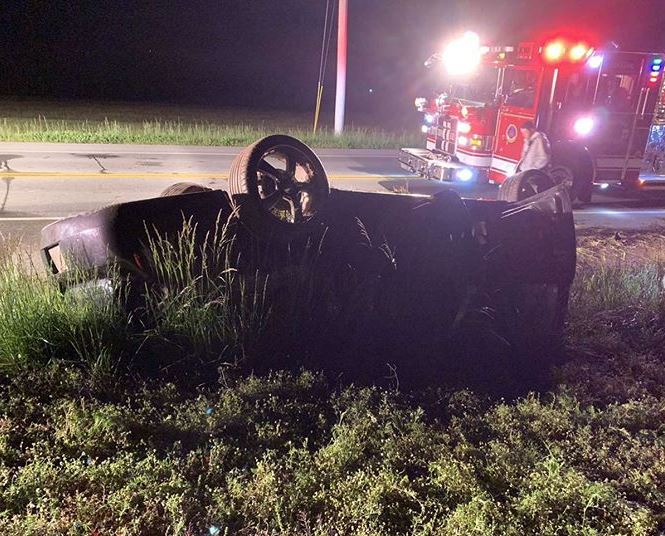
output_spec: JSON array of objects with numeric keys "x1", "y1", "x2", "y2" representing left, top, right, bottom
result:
[
  {"x1": 456, "y1": 168, "x2": 474, "y2": 181},
  {"x1": 574, "y1": 116, "x2": 594, "y2": 136},
  {"x1": 414, "y1": 97, "x2": 427, "y2": 111},
  {"x1": 587, "y1": 55, "x2": 603, "y2": 69},
  {"x1": 442, "y1": 31, "x2": 481, "y2": 76},
  {"x1": 569, "y1": 44, "x2": 588, "y2": 61},
  {"x1": 544, "y1": 41, "x2": 566, "y2": 63}
]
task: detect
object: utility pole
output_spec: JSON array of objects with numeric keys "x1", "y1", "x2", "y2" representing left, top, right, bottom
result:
[{"x1": 334, "y1": 0, "x2": 348, "y2": 135}]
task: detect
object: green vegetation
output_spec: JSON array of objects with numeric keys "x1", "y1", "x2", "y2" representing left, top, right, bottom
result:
[
  {"x1": 0, "y1": 228, "x2": 664, "y2": 534},
  {"x1": 0, "y1": 99, "x2": 420, "y2": 149}
]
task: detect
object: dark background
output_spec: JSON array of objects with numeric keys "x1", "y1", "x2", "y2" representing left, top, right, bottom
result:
[{"x1": 2, "y1": 0, "x2": 665, "y2": 121}]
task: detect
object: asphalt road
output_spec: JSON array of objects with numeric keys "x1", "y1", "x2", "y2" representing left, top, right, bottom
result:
[{"x1": 1, "y1": 142, "x2": 665, "y2": 254}]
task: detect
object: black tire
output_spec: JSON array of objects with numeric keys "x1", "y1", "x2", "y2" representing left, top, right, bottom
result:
[
  {"x1": 549, "y1": 164, "x2": 574, "y2": 191},
  {"x1": 496, "y1": 169, "x2": 555, "y2": 202},
  {"x1": 550, "y1": 149, "x2": 594, "y2": 204},
  {"x1": 160, "y1": 183, "x2": 213, "y2": 197},
  {"x1": 228, "y1": 135, "x2": 330, "y2": 233}
]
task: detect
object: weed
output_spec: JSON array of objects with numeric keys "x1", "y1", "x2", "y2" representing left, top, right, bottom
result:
[
  {"x1": 0, "y1": 224, "x2": 664, "y2": 533},
  {"x1": 0, "y1": 99, "x2": 421, "y2": 149}
]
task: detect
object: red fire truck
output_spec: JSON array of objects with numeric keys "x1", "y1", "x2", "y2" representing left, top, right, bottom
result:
[{"x1": 398, "y1": 32, "x2": 665, "y2": 202}]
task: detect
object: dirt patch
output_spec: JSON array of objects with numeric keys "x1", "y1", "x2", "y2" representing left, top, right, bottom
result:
[{"x1": 576, "y1": 227, "x2": 665, "y2": 268}]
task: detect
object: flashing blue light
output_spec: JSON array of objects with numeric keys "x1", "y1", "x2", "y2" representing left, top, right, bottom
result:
[
  {"x1": 652, "y1": 65, "x2": 662, "y2": 72},
  {"x1": 424, "y1": 113, "x2": 435, "y2": 124},
  {"x1": 455, "y1": 168, "x2": 474, "y2": 182},
  {"x1": 654, "y1": 58, "x2": 663, "y2": 65}
]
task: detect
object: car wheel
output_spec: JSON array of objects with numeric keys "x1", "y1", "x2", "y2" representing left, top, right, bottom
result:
[
  {"x1": 549, "y1": 164, "x2": 574, "y2": 190},
  {"x1": 160, "y1": 183, "x2": 213, "y2": 197},
  {"x1": 497, "y1": 170, "x2": 555, "y2": 202},
  {"x1": 550, "y1": 152, "x2": 594, "y2": 204},
  {"x1": 229, "y1": 135, "x2": 330, "y2": 234}
]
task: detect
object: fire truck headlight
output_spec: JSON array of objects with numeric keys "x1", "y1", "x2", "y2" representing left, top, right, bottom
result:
[
  {"x1": 587, "y1": 55, "x2": 603, "y2": 69},
  {"x1": 457, "y1": 121, "x2": 471, "y2": 133},
  {"x1": 425, "y1": 113, "x2": 435, "y2": 124},
  {"x1": 574, "y1": 116, "x2": 594, "y2": 136},
  {"x1": 457, "y1": 135, "x2": 469, "y2": 146},
  {"x1": 421, "y1": 125, "x2": 430, "y2": 134},
  {"x1": 455, "y1": 168, "x2": 474, "y2": 182}
]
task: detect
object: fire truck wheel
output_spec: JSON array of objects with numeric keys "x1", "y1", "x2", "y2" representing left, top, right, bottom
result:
[
  {"x1": 160, "y1": 183, "x2": 213, "y2": 197},
  {"x1": 496, "y1": 170, "x2": 555, "y2": 202},
  {"x1": 549, "y1": 163, "x2": 592, "y2": 204},
  {"x1": 229, "y1": 135, "x2": 330, "y2": 234},
  {"x1": 549, "y1": 165, "x2": 574, "y2": 190}
]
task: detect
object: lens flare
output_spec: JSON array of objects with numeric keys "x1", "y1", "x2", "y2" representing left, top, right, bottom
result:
[
  {"x1": 442, "y1": 31, "x2": 481, "y2": 76},
  {"x1": 569, "y1": 44, "x2": 589, "y2": 62},
  {"x1": 456, "y1": 168, "x2": 474, "y2": 181},
  {"x1": 543, "y1": 41, "x2": 566, "y2": 63},
  {"x1": 574, "y1": 116, "x2": 594, "y2": 136}
]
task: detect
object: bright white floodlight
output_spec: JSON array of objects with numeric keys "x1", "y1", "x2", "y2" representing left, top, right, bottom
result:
[{"x1": 442, "y1": 31, "x2": 481, "y2": 76}]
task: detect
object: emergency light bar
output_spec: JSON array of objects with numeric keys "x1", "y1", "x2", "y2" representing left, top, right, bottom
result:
[
  {"x1": 542, "y1": 39, "x2": 593, "y2": 65},
  {"x1": 544, "y1": 41, "x2": 566, "y2": 63}
]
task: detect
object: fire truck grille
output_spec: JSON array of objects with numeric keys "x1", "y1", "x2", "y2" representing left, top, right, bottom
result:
[{"x1": 442, "y1": 140, "x2": 456, "y2": 154}]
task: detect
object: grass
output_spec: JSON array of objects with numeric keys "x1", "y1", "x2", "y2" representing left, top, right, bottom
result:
[
  {"x1": 0, "y1": 98, "x2": 421, "y2": 149},
  {"x1": 0, "y1": 258, "x2": 131, "y2": 382},
  {"x1": 0, "y1": 227, "x2": 664, "y2": 534}
]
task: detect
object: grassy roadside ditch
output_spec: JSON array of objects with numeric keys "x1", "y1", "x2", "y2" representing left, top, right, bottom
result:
[
  {"x1": 0, "y1": 100, "x2": 420, "y2": 149},
  {"x1": 0, "y1": 228, "x2": 664, "y2": 534}
]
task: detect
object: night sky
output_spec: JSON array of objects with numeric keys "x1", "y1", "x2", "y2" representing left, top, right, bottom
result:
[{"x1": 2, "y1": 0, "x2": 665, "y2": 117}]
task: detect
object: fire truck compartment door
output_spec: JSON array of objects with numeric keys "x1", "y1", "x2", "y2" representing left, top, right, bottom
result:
[{"x1": 493, "y1": 67, "x2": 544, "y2": 168}]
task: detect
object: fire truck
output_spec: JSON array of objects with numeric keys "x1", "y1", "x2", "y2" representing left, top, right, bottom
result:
[{"x1": 398, "y1": 32, "x2": 665, "y2": 202}]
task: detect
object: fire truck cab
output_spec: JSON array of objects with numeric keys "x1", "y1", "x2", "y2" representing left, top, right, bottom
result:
[{"x1": 399, "y1": 33, "x2": 665, "y2": 202}]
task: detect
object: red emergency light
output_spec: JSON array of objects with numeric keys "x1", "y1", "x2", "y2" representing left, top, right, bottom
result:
[
  {"x1": 543, "y1": 41, "x2": 566, "y2": 63},
  {"x1": 569, "y1": 43, "x2": 591, "y2": 62},
  {"x1": 542, "y1": 39, "x2": 593, "y2": 65}
]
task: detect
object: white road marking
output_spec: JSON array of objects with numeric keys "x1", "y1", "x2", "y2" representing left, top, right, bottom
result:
[
  {"x1": 579, "y1": 210, "x2": 665, "y2": 215},
  {"x1": 0, "y1": 171, "x2": 411, "y2": 180},
  {"x1": 0, "y1": 217, "x2": 63, "y2": 221},
  {"x1": 0, "y1": 148, "x2": 395, "y2": 158}
]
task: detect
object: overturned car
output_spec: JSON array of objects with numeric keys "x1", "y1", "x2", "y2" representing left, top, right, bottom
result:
[{"x1": 40, "y1": 135, "x2": 576, "y2": 386}]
